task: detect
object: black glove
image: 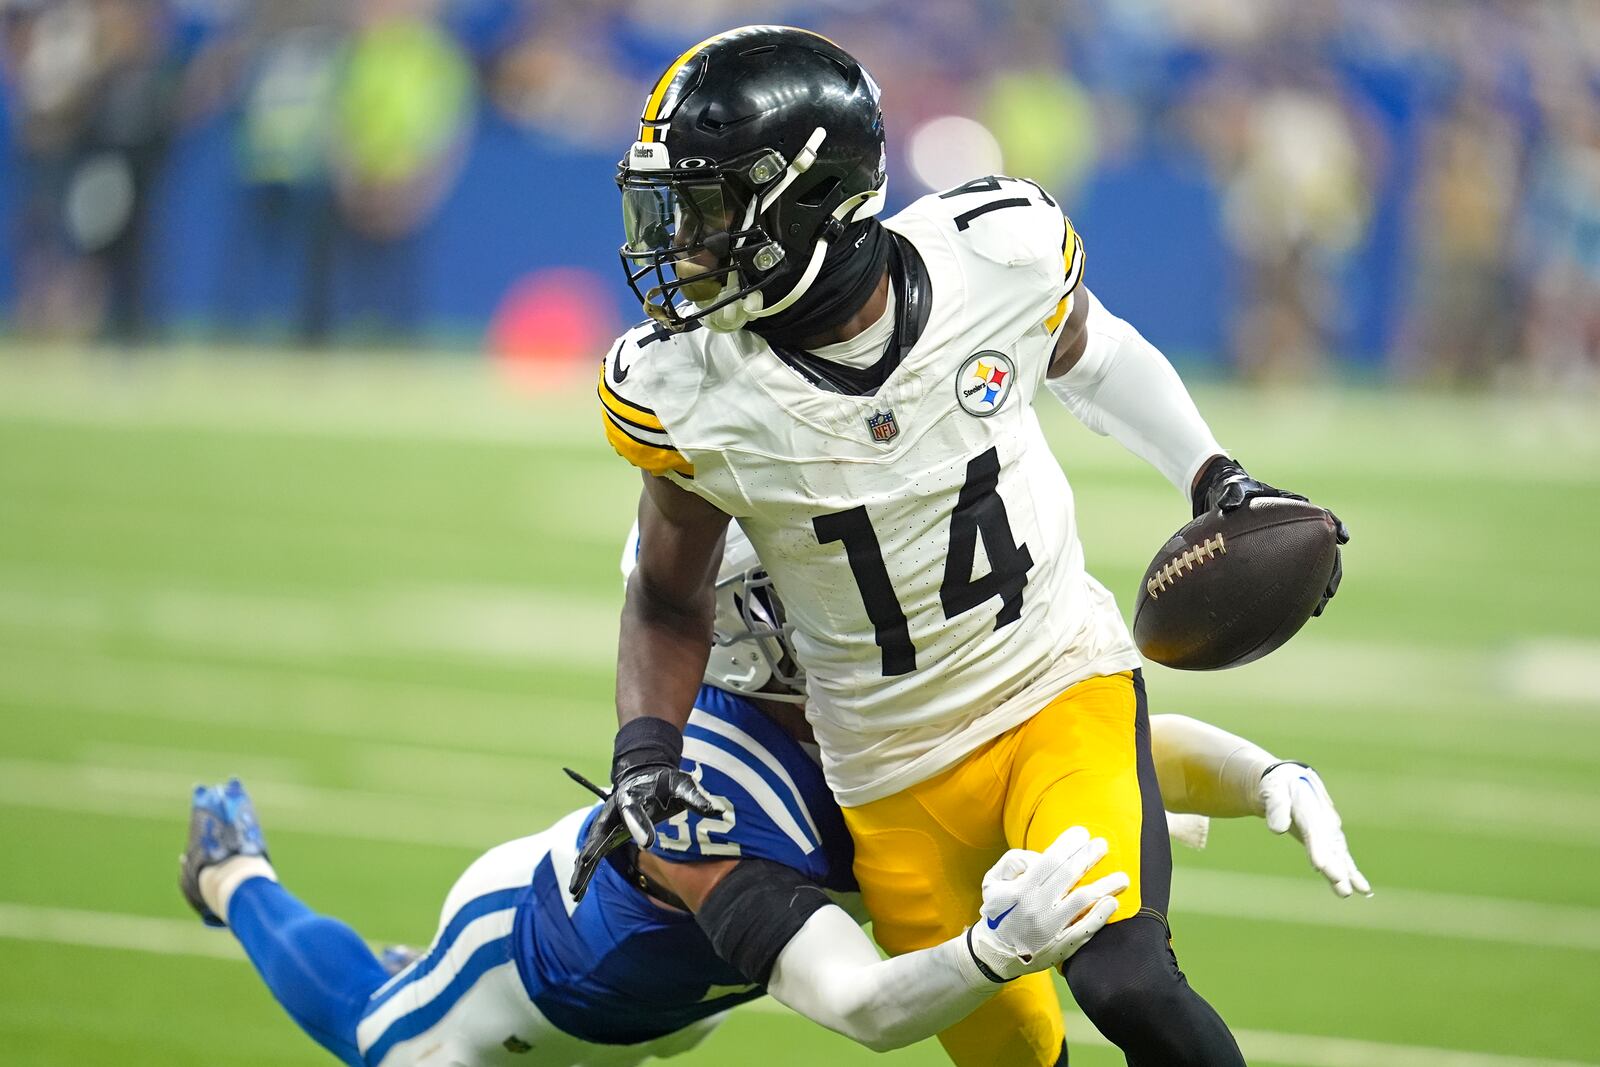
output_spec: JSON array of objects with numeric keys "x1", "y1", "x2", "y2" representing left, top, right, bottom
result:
[
  {"x1": 566, "y1": 717, "x2": 721, "y2": 901},
  {"x1": 1191, "y1": 456, "x2": 1349, "y2": 617}
]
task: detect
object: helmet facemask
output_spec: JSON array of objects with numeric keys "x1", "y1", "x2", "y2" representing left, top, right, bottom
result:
[
  {"x1": 617, "y1": 145, "x2": 796, "y2": 333},
  {"x1": 710, "y1": 564, "x2": 806, "y2": 702},
  {"x1": 617, "y1": 28, "x2": 889, "y2": 334}
]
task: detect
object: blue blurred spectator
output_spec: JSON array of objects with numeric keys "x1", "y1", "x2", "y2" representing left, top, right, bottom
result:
[{"x1": 0, "y1": 0, "x2": 1596, "y2": 385}]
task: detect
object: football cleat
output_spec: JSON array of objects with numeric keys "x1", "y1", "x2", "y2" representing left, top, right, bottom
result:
[{"x1": 180, "y1": 778, "x2": 270, "y2": 927}]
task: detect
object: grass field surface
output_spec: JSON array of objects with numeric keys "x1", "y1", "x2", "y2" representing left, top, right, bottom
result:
[{"x1": 0, "y1": 349, "x2": 1596, "y2": 1066}]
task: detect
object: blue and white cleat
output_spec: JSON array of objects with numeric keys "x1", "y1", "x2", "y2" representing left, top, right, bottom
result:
[{"x1": 180, "y1": 778, "x2": 270, "y2": 927}]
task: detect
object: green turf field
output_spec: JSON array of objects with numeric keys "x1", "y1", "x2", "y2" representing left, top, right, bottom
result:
[{"x1": 1, "y1": 349, "x2": 1596, "y2": 1066}]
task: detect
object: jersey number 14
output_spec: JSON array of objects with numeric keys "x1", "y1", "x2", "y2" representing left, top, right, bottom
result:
[{"x1": 813, "y1": 446, "x2": 1034, "y2": 676}]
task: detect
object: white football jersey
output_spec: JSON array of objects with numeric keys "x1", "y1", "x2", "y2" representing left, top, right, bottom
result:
[{"x1": 599, "y1": 177, "x2": 1141, "y2": 806}]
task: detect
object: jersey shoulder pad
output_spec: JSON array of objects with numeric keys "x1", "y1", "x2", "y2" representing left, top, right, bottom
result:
[
  {"x1": 598, "y1": 321, "x2": 694, "y2": 478},
  {"x1": 894, "y1": 176, "x2": 1085, "y2": 334},
  {"x1": 648, "y1": 688, "x2": 841, "y2": 884}
]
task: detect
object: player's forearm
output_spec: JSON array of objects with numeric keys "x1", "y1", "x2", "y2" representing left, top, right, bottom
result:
[
  {"x1": 766, "y1": 906, "x2": 996, "y2": 1053},
  {"x1": 1045, "y1": 288, "x2": 1225, "y2": 496},
  {"x1": 615, "y1": 574, "x2": 713, "y2": 729},
  {"x1": 1151, "y1": 714, "x2": 1276, "y2": 818}
]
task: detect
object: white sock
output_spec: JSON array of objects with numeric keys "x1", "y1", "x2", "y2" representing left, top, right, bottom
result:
[{"x1": 199, "y1": 856, "x2": 278, "y2": 923}]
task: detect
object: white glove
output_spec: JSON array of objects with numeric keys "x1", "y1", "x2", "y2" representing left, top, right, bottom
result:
[
  {"x1": 966, "y1": 827, "x2": 1130, "y2": 982},
  {"x1": 1260, "y1": 762, "x2": 1372, "y2": 898}
]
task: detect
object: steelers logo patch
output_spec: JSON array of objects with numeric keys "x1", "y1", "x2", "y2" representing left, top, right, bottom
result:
[{"x1": 956, "y1": 351, "x2": 1015, "y2": 417}]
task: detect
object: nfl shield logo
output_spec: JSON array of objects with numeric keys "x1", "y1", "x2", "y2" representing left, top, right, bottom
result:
[{"x1": 866, "y1": 410, "x2": 899, "y2": 442}]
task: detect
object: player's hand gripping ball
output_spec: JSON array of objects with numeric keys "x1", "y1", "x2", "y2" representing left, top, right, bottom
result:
[{"x1": 1134, "y1": 495, "x2": 1343, "y2": 671}]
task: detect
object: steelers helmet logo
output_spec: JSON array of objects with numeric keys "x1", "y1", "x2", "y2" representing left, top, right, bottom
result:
[{"x1": 956, "y1": 351, "x2": 1014, "y2": 417}]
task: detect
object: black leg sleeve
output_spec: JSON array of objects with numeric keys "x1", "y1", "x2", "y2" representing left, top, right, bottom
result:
[{"x1": 1063, "y1": 915, "x2": 1245, "y2": 1067}]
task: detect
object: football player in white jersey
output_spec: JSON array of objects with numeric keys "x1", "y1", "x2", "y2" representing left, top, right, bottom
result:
[{"x1": 583, "y1": 25, "x2": 1348, "y2": 1067}]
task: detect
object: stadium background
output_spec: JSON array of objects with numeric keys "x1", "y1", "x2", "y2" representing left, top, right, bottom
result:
[{"x1": 1, "y1": 1, "x2": 1598, "y2": 1065}]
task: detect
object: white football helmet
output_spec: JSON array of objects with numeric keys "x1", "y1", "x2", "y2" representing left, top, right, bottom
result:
[{"x1": 620, "y1": 522, "x2": 806, "y2": 703}]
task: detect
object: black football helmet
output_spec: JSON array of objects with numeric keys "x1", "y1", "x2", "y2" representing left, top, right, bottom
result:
[{"x1": 617, "y1": 25, "x2": 887, "y2": 333}]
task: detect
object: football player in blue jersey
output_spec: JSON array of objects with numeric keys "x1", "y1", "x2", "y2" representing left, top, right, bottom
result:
[{"x1": 178, "y1": 530, "x2": 1364, "y2": 1066}]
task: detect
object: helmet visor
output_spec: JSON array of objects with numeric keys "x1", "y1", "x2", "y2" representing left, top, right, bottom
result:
[
  {"x1": 620, "y1": 179, "x2": 736, "y2": 304},
  {"x1": 620, "y1": 180, "x2": 732, "y2": 257}
]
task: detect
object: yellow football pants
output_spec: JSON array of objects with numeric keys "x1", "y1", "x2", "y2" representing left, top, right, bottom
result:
[{"x1": 841, "y1": 670, "x2": 1163, "y2": 1067}]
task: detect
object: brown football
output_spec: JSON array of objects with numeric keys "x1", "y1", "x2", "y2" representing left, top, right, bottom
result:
[{"x1": 1133, "y1": 498, "x2": 1339, "y2": 671}]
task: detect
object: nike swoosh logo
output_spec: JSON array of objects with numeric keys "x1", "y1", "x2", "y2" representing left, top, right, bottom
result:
[
  {"x1": 610, "y1": 341, "x2": 632, "y2": 384},
  {"x1": 985, "y1": 903, "x2": 1018, "y2": 930}
]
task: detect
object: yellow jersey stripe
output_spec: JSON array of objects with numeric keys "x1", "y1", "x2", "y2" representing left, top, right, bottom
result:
[
  {"x1": 1063, "y1": 226, "x2": 1085, "y2": 294},
  {"x1": 598, "y1": 376, "x2": 665, "y2": 432},
  {"x1": 603, "y1": 412, "x2": 694, "y2": 477},
  {"x1": 1044, "y1": 292, "x2": 1072, "y2": 335},
  {"x1": 639, "y1": 27, "x2": 842, "y2": 143},
  {"x1": 1044, "y1": 223, "x2": 1086, "y2": 333},
  {"x1": 640, "y1": 30, "x2": 739, "y2": 142}
]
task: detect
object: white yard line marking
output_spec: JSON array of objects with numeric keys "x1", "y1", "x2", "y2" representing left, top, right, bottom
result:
[
  {"x1": 10, "y1": 637, "x2": 1599, "y2": 848},
  {"x1": 0, "y1": 357, "x2": 588, "y2": 447},
  {"x1": 81, "y1": 742, "x2": 308, "y2": 786},
  {"x1": 1172, "y1": 869, "x2": 1600, "y2": 952},
  {"x1": 9, "y1": 570, "x2": 1595, "y2": 730},
  {"x1": 1323, "y1": 772, "x2": 1600, "y2": 847},
  {"x1": 1221, "y1": 1029, "x2": 1600, "y2": 1067},
  {"x1": 4, "y1": 641, "x2": 1599, "y2": 846},
  {"x1": 0, "y1": 646, "x2": 610, "y2": 755},
  {"x1": 4, "y1": 357, "x2": 1597, "y2": 485},
  {"x1": 1064, "y1": 1010, "x2": 1600, "y2": 1067},
  {"x1": 0, "y1": 902, "x2": 247, "y2": 961},
  {"x1": 1152, "y1": 638, "x2": 1600, "y2": 719},
  {"x1": 0, "y1": 902, "x2": 403, "y2": 962},
  {"x1": 0, "y1": 759, "x2": 533, "y2": 852},
  {"x1": 748, "y1": 999, "x2": 1600, "y2": 1067},
  {"x1": 0, "y1": 901, "x2": 1584, "y2": 1067},
  {"x1": 1082, "y1": 1010, "x2": 1600, "y2": 1067},
  {"x1": 1503, "y1": 640, "x2": 1600, "y2": 706},
  {"x1": 0, "y1": 579, "x2": 621, "y2": 669},
  {"x1": 2, "y1": 755, "x2": 1598, "y2": 954}
]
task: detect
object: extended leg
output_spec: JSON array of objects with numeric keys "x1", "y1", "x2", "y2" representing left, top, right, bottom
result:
[
  {"x1": 842, "y1": 745, "x2": 1066, "y2": 1067},
  {"x1": 1006, "y1": 672, "x2": 1243, "y2": 1067},
  {"x1": 1063, "y1": 914, "x2": 1240, "y2": 1067},
  {"x1": 228, "y1": 878, "x2": 389, "y2": 1066},
  {"x1": 180, "y1": 780, "x2": 386, "y2": 1066}
]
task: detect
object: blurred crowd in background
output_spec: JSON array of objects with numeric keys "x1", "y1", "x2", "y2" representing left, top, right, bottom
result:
[{"x1": 1, "y1": 0, "x2": 1598, "y2": 386}]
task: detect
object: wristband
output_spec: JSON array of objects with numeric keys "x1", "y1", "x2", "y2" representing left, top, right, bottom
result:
[
  {"x1": 964, "y1": 926, "x2": 1014, "y2": 985},
  {"x1": 613, "y1": 716, "x2": 684, "y2": 778},
  {"x1": 1191, "y1": 456, "x2": 1245, "y2": 517},
  {"x1": 1261, "y1": 760, "x2": 1310, "y2": 780}
]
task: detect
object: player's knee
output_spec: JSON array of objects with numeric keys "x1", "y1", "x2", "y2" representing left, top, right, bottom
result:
[
  {"x1": 1066, "y1": 916, "x2": 1245, "y2": 1066},
  {"x1": 1066, "y1": 949, "x2": 1187, "y2": 1029},
  {"x1": 1062, "y1": 917, "x2": 1190, "y2": 1037}
]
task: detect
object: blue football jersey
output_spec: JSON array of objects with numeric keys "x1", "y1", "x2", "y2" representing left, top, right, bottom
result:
[
  {"x1": 651, "y1": 685, "x2": 856, "y2": 891},
  {"x1": 510, "y1": 685, "x2": 857, "y2": 1046}
]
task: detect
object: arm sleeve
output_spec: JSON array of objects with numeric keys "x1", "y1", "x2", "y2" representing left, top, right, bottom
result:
[
  {"x1": 1045, "y1": 288, "x2": 1225, "y2": 496},
  {"x1": 1151, "y1": 714, "x2": 1278, "y2": 818},
  {"x1": 693, "y1": 858, "x2": 834, "y2": 985},
  {"x1": 765, "y1": 905, "x2": 998, "y2": 1053}
]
